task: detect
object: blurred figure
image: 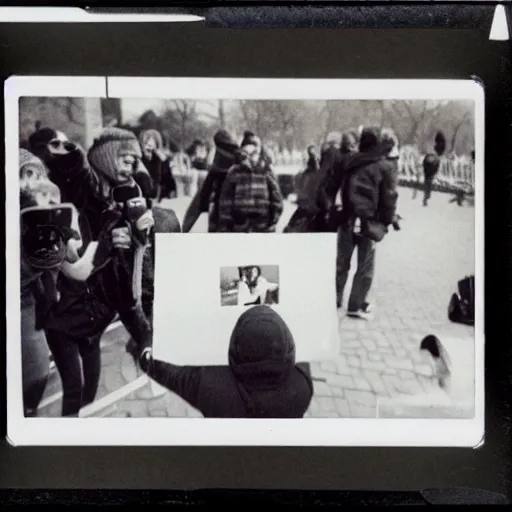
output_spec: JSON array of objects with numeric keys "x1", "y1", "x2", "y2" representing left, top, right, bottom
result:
[
  {"x1": 422, "y1": 131, "x2": 446, "y2": 207},
  {"x1": 170, "y1": 149, "x2": 195, "y2": 197},
  {"x1": 187, "y1": 139, "x2": 210, "y2": 192},
  {"x1": 317, "y1": 129, "x2": 360, "y2": 231},
  {"x1": 182, "y1": 129, "x2": 240, "y2": 233},
  {"x1": 284, "y1": 144, "x2": 322, "y2": 233},
  {"x1": 139, "y1": 129, "x2": 168, "y2": 203},
  {"x1": 128, "y1": 305, "x2": 313, "y2": 418}
]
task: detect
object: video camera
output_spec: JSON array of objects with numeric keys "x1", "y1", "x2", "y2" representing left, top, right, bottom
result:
[{"x1": 20, "y1": 203, "x2": 75, "y2": 270}]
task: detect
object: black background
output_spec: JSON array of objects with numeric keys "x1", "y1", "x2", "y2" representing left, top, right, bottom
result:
[{"x1": 0, "y1": 4, "x2": 511, "y2": 504}]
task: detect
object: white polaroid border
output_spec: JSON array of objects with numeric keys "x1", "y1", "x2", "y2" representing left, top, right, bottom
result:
[{"x1": 5, "y1": 76, "x2": 484, "y2": 447}]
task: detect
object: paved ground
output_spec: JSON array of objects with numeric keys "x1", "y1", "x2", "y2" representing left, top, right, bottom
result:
[{"x1": 38, "y1": 184, "x2": 476, "y2": 419}]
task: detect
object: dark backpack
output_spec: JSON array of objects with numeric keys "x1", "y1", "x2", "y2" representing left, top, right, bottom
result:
[
  {"x1": 344, "y1": 157, "x2": 388, "y2": 241},
  {"x1": 448, "y1": 275, "x2": 475, "y2": 326}
]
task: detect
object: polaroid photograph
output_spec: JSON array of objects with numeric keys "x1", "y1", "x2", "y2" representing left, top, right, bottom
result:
[{"x1": 5, "y1": 76, "x2": 483, "y2": 447}]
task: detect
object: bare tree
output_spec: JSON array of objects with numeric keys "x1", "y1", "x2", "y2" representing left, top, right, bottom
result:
[{"x1": 167, "y1": 100, "x2": 197, "y2": 146}]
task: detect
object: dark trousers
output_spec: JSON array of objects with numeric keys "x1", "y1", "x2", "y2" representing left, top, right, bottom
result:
[
  {"x1": 46, "y1": 330, "x2": 102, "y2": 417},
  {"x1": 423, "y1": 175, "x2": 434, "y2": 205},
  {"x1": 21, "y1": 300, "x2": 51, "y2": 416},
  {"x1": 336, "y1": 221, "x2": 376, "y2": 311}
]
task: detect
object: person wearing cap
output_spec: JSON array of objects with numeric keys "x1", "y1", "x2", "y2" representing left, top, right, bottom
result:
[
  {"x1": 328, "y1": 127, "x2": 398, "y2": 318},
  {"x1": 128, "y1": 305, "x2": 313, "y2": 418},
  {"x1": 182, "y1": 129, "x2": 240, "y2": 233}
]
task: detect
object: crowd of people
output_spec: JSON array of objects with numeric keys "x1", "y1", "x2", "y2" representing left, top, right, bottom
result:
[{"x1": 18, "y1": 118, "x2": 458, "y2": 419}]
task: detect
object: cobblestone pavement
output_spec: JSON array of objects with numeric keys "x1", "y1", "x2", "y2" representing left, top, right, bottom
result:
[{"x1": 38, "y1": 186, "x2": 476, "y2": 419}]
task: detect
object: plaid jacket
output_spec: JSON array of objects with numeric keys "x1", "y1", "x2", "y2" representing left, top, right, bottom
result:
[{"x1": 217, "y1": 164, "x2": 284, "y2": 233}]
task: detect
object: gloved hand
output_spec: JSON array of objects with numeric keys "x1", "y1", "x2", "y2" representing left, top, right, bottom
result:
[
  {"x1": 135, "y1": 210, "x2": 155, "y2": 232},
  {"x1": 93, "y1": 207, "x2": 125, "y2": 269}
]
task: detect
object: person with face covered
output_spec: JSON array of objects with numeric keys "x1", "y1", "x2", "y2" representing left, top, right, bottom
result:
[
  {"x1": 127, "y1": 305, "x2": 313, "y2": 418},
  {"x1": 29, "y1": 127, "x2": 180, "y2": 416},
  {"x1": 217, "y1": 140, "x2": 284, "y2": 233}
]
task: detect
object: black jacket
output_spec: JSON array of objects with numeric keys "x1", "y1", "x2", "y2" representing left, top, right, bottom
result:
[
  {"x1": 323, "y1": 151, "x2": 398, "y2": 227},
  {"x1": 140, "y1": 360, "x2": 313, "y2": 418},
  {"x1": 42, "y1": 147, "x2": 180, "y2": 344},
  {"x1": 140, "y1": 305, "x2": 314, "y2": 418}
]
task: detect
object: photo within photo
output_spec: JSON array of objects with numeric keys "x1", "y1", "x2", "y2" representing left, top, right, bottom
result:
[{"x1": 220, "y1": 265, "x2": 279, "y2": 307}]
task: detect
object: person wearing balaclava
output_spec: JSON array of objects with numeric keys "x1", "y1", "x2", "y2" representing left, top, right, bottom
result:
[
  {"x1": 35, "y1": 127, "x2": 181, "y2": 417},
  {"x1": 422, "y1": 131, "x2": 446, "y2": 207},
  {"x1": 127, "y1": 305, "x2": 313, "y2": 418},
  {"x1": 332, "y1": 127, "x2": 398, "y2": 318},
  {"x1": 182, "y1": 129, "x2": 240, "y2": 233}
]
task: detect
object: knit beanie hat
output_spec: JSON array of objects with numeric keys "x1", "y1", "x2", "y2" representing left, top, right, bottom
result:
[
  {"x1": 241, "y1": 130, "x2": 260, "y2": 148},
  {"x1": 19, "y1": 148, "x2": 48, "y2": 181},
  {"x1": 139, "y1": 129, "x2": 163, "y2": 150},
  {"x1": 228, "y1": 305, "x2": 296, "y2": 390},
  {"x1": 212, "y1": 129, "x2": 239, "y2": 171},
  {"x1": 359, "y1": 126, "x2": 382, "y2": 154},
  {"x1": 87, "y1": 128, "x2": 142, "y2": 183}
]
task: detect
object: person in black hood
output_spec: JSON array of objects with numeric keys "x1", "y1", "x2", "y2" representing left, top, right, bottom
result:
[
  {"x1": 182, "y1": 129, "x2": 240, "y2": 233},
  {"x1": 329, "y1": 127, "x2": 398, "y2": 317},
  {"x1": 422, "y1": 131, "x2": 446, "y2": 207},
  {"x1": 128, "y1": 305, "x2": 313, "y2": 418}
]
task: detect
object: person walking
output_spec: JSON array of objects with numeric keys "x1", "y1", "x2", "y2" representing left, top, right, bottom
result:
[
  {"x1": 422, "y1": 131, "x2": 446, "y2": 207},
  {"x1": 324, "y1": 127, "x2": 399, "y2": 317}
]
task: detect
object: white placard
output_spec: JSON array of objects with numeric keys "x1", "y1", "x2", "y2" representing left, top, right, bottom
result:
[{"x1": 153, "y1": 233, "x2": 340, "y2": 366}]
